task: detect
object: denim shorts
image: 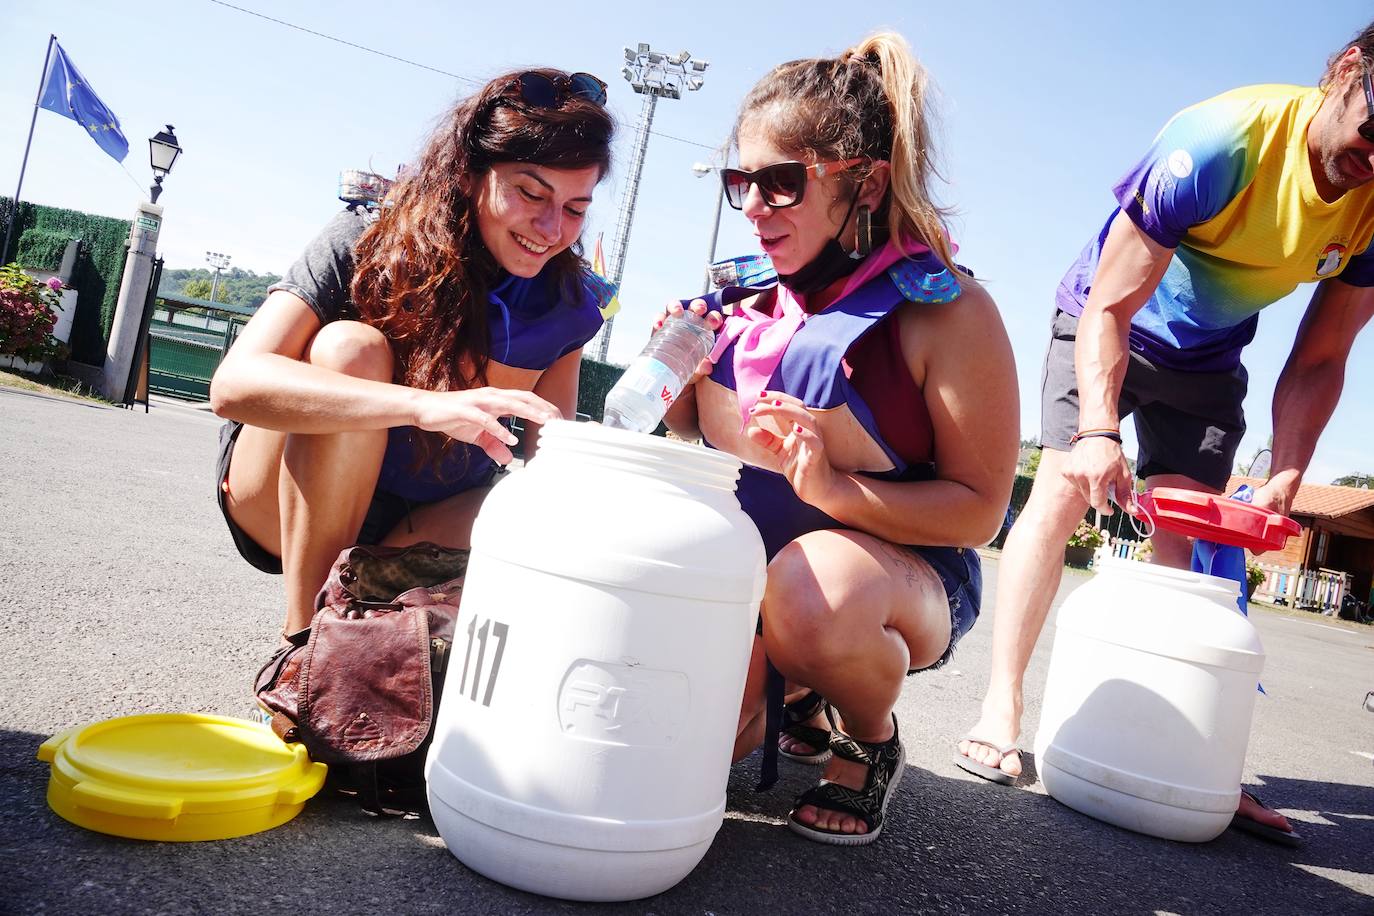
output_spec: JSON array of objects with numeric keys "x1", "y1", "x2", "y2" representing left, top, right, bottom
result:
[
  {"x1": 908, "y1": 544, "x2": 981, "y2": 672},
  {"x1": 215, "y1": 420, "x2": 423, "y2": 575}
]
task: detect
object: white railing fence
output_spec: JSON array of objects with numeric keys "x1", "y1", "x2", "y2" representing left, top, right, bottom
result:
[
  {"x1": 1097, "y1": 537, "x2": 1150, "y2": 563},
  {"x1": 1250, "y1": 561, "x2": 1348, "y2": 613}
]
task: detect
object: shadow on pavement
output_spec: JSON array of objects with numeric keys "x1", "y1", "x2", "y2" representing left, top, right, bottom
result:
[
  {"x1": 710, "y1": 753, "x2": 1374, "y2": 915},
  {"x1": 6, "y1": 723, "x2": 1374, "y2": 915}
]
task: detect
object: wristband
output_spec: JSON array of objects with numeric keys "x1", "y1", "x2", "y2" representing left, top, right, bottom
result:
[{"x1": 1069, "y1": 429, "x2": 1123, "y2": 447}]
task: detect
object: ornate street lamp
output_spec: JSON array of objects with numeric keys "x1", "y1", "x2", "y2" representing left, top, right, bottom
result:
[{"x1": 148, "y1": 124, "x2": 182, "y2": 203}]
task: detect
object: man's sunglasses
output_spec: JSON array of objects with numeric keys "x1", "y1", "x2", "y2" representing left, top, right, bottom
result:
[
  {"x1": 720, "y1": 159, "x2": 864, "y2": 210},
  {"x1": 1360, "y1": 67, "x2": 1374, "y2": 144},
  {"x1": 516, "y1": 71, "x2": 608, "y2": 108}
]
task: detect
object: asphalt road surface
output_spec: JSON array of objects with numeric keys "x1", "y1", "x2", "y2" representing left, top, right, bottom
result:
[{"x1": 2, "y1": 385, "x2": 1371, "y2": 915}]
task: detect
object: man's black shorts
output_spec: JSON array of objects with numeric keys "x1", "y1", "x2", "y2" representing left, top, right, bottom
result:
[{"x1": 1039, "y1": 309, "x2": 1247, "y2": 490}]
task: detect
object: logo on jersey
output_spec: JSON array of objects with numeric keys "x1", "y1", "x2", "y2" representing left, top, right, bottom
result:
[
  {"x1": 1316, "y1": 242, "x2": 1346, "y2": 277},
  {"x1": 1167, "y1": 149, "x2": 1194, "y2": 179}
]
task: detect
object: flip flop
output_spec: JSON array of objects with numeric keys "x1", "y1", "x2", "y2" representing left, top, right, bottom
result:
[
  {"x1": 1229, "y1": 790, "x2": 1303, "y2": 847},
  {"x1": 952, "y1": 734, "x2": 1019, "y2": 785}
]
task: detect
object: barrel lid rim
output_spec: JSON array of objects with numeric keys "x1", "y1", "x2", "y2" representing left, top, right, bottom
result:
[
  {"x1": 1138, "y1": 487, "x2": 1301, "y2": 552},
  {"x1": 41, "y1": 713, "x2": 321, "y2": 796},
  {"x1": 537, "y1": 419, "x2": 742, "y2": 472},
  {"x1": 1093, "y1": 556, "x2": 1242, "y2": 596}
]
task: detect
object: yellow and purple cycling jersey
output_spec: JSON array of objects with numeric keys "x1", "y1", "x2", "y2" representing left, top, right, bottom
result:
[{"x1": 1056, "y1": 85, "x2": 1374, "y2": 371}]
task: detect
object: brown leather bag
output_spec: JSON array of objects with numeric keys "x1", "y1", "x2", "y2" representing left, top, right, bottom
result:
[{"x1": 254, "y1": 542, "x2": 468, "y2": 813}]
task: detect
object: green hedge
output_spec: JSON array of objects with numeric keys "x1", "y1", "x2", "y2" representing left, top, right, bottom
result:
[
  {"x1": 576, "y1": 358, "x2": 624, "y2": 422},
  {"x1": 14, "y1": 228, "x2": 71, "y2": 272},
  {"x1": 989, "y1": 474, "x2": 1035, "y2": 549},
  {"x1": 1, "y1": 196, "x2": 131, "y2": 364}
]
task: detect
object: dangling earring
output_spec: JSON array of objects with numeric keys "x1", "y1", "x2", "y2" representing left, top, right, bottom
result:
[{"x1": 855, "y1": 205, "x2": 873, "y2": 259}]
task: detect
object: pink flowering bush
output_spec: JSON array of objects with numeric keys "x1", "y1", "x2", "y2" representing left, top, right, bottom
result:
[
  {"x1": 1066, "y1": 519, "x2": 1105, "y2": 549},
  {"x1": 0, "y1": 263, "x2": 65, "y2": 363}
]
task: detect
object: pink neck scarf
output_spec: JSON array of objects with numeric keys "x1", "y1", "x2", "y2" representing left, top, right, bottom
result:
[{"x1": 709, "y1": 238, "x2": 934, "y2": 426}]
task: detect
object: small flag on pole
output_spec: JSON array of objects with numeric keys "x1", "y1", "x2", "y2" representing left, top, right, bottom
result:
[
  {"x1": 38, "y1": 40, "x2": 128, "y2": 163},
  {"x1": 591, "y1": 233, "x2": 620, "y2": 319}
]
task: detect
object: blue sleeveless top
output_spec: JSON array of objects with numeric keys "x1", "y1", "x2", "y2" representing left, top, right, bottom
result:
[
  {"x1": 376, "y1": 268, "x2": 612, "y2": 501},
  {"x1": 697, "y1": 252, "x2": 960, "y2": 558}
]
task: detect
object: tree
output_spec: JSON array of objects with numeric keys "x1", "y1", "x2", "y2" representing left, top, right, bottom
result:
[
  {"x1": 1332, "y1": 473, "x2": 1374, "y2": 488},
  {"x1": 182, "y1": 278, "x2": 209, "y2": 299},
  {"x1": 180, "y1": 277, "x2": 232, "y2": 303},
  {"x1": 1235, "y1": 436, "x2": 1275, "y2": 476},
  {"x1": 160, "y1": 266, "x2": 278, "y2": 308}
]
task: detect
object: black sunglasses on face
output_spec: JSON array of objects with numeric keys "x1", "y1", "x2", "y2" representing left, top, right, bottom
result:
[
  {"x1": 720, "y1": 158, "x2": 865, "y2": 210},
  {"x1": 1360, "y1": 68, "x2": 1374, "y2": 144},
  {"x1": 515, "y1": 71, "x2": 608, "y2": 108}
]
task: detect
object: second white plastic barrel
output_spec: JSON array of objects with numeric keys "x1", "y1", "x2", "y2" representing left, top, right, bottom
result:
[
  {"x1": 1033, "y1": 557, "x2": 1264, "y2": 842},
  {"x1": 426, "y1": 420, "x2": 766, "y2": 901}
]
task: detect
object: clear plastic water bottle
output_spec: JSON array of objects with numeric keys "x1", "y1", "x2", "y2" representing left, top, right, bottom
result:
[{"x1": 602, "y1": 313, "x2": 715, "y2": 433}]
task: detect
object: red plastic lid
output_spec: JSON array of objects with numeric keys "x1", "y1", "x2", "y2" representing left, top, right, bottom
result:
[{"x1": 1136, "y1": 487, "x2": 1301, "y2": 552}]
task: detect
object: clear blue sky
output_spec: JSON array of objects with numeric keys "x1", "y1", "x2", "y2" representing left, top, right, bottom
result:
[{"x1": 3, "y1": 0, "x2": 1372, "y2": 483}]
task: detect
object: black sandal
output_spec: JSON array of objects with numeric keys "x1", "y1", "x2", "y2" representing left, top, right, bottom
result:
[
  {"x1": 787, "y1": 713, "x2": 905, "y2": 846},
  {"x1": 779, "y1": 691, "x2": 831, "y2": 765}
]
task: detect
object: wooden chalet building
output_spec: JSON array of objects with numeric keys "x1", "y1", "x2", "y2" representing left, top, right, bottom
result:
[{"x1": 1229, "y1": 475, "x2": 1374, "y2": 610}]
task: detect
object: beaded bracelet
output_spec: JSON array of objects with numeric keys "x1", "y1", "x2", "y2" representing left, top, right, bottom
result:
[{"x1": 1069, "y1": 428, "x2": 1123, "y2": 447}]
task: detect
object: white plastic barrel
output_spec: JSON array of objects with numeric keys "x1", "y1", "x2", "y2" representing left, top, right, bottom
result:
[
  {"x1": 426, "y1": 420, "x2": 766, "y2": 901},
  {"x1": 1033, "y1": 557, "x2": 1265, "y2": 842}
]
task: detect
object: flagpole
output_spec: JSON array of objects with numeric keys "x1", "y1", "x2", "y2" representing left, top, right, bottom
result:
[{"x1": 2, "y1": 34, "x2": 57, "y2": 264}]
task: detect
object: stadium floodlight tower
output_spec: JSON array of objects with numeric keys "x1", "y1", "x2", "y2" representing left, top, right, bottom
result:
[
  {"x1": 592, "y1": 43, "x2": 709, "y2": 362},
  {"x1": 205, "y1": 250, "x2": 232, "y2": 303}
]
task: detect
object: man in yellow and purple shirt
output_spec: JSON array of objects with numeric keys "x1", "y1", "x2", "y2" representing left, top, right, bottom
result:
[{"x1": 957, "y1": 21, "x2": 1374, "y2": 845}]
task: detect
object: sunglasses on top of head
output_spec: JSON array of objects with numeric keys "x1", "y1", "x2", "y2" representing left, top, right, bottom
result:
[
  {"x1": 720, "y1": 158, "x2": 865, "y2": 210},
  {"x1": 514, "y1": 71, "x2": 608, "y2": 108}
]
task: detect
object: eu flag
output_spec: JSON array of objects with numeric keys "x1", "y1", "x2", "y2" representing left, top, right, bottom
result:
[{"x1": 38, "y1": 41, "x2": 128, "y2": 163}]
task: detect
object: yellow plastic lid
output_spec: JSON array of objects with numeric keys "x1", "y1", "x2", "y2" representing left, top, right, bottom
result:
[{"x1": 37, "y1": 713, "x2": 327, "y2": 842}]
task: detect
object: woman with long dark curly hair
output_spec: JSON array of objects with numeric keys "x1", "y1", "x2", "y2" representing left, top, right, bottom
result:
[{"x1": 210, "y1": 69, "x2": 616, "y2": 638}]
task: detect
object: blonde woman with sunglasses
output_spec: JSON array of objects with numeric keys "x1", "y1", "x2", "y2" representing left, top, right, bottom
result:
[
  {"x1": 656, "y1": 33, "x2": 1018, "y2": 845},
  {"x1": 210, "y1": 70, "x2": 616, "y2": 641}
]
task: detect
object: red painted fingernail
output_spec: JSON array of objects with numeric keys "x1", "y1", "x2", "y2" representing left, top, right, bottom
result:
[
  {"x1": 773, "y1": 399, "x2": 782, "y2": 406},
  {"x1": 794, "y1": 424, "x2": 804, "y2": 433},
  {"x1": 759, "y1": 390, "x2": 768, "y2": 398}
]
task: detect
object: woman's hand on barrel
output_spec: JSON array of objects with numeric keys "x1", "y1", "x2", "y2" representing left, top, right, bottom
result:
[
  {"x1": 653, "y1": 298, "x2": 723, "y2": 386},
  {"x1": 745, "y1": 391, "x2": 837, "y2": 507},
  {"x1": 412, "y1": 387, "x2": 562, "y2": 465}
]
